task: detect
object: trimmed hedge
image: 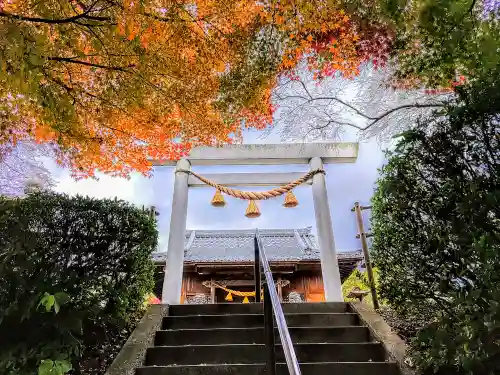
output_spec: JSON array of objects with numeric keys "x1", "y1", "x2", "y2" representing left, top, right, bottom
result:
[{"x1": 0, "y1": 192, "x2": 158, "y2": 375}]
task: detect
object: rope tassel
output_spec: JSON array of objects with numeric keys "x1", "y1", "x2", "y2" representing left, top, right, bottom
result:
[
  {"x1": 245, "y1": 200, "x2": 261, "y2": 218},
  {"x1": 211, "y1": 189, "x2": 226, "y2": 207},
  {"x1": 225, "y1": 292, "x2": 233, "y2": 302},
  {"x1": 283, "y1": 190, "x2": 298, "y2": 207}
]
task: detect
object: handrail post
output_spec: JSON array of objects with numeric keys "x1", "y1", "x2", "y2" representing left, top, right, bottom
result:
[
  {"x1": 264, "y1": 283, "x2": 276, "y2": 375},
  {"x1": 256, "y1": 233, "x2": 302, "y2": 375},
  {"x1": 254, "y1": 236, "x2": 261, "y2": 303}
]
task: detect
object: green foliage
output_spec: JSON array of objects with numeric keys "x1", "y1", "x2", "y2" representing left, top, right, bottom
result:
[
  {"x1": 376, "y1": 0, "x2": 500, "y2": 87},
  {"x1": 371, "y1": 74, "x2": 500, "y2": 374},
  {"x1": 0, "y1": 192, "x2": 158, "y2": 375},
  {"x1": 38, "y1": 292, "x2": 71, "y2": 314},
  {"x1": 378, "y1": 304, "x2": 436, "y2": 342},
  {"x1": 342, "y1": 267, "x2": 381, "y2": 307},
  {"x1": 38, "y1": 359, "x2": 72, "y2": 375}
]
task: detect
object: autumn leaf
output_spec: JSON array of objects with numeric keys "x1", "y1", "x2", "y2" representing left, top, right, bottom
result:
[{"x1": 0, "y1": 0, "x2": 377, "y2": 178}]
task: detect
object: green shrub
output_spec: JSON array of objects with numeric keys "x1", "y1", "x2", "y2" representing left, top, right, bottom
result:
[
  {"x1": 0, "y1": 192, "x2": 158, "y2": 375},
  {"x1": 371, "y1": 78, "x2": 500, "y2": 375},
  {"x1": 342, "y1": 267, "x2": 380, "y2": 307},
  {"x1": 378, "y1": 305, "x2": 436, "y2": 342}
]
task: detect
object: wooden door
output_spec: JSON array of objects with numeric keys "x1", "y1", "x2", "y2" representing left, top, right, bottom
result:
[{"x1": 306, "y1": 275, "x2": 325, "y2": 302}]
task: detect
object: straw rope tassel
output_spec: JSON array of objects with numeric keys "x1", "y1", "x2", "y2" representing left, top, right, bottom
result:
[
  {"x1": 225, "y1": 292, "x2": 233, "y2": 301},
  {"x1": 211, "y1": 189, "x2": 226, "y2": 207},
  {"x1": 182, "y1": 168, "x2": 325, "y2": 201},
  {"x1": 242, "y1": 296, "x2": 250, "y2": 304},
  {"x1": 177, "y1": 168, "x2": 325, "y2": 218},
  {"x1": 283, "y1": 190, "x2": 299, "y2": 207},
  {"x1": 245, "y1": 200, "x2": 261, "y2": 218}
]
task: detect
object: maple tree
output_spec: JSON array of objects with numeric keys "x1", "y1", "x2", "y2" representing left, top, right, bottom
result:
[
  {"x1": 1, "y1": 0, "x2": 264, "y2": 178},
  {"x1": 0, "y1": 0, "x2": 400, "y2": 178},
  {"x1": 0, "y1": 0, "x2": 380, "y2": 178},
  {"x1": 2, "y1": 1, "x2": 496, "y2": 178}
]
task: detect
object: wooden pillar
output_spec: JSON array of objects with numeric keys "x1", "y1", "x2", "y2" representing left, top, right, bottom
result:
[
  {"x1": 210, "y1": 279, "x2": 216, "y2": 304},
  {"x1": 277, "y1": 277, "x2": 283, "y2": 302},
  {"x1": 353, "y1": 201, "x2": 380, "y2": 310}
]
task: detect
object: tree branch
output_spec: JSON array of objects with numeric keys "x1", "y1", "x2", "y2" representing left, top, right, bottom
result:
[
  {"x1": 298, "y1": 80, "x2": 313, "y2": 99},
  {"x1": 468, "y1": 0, "x2": 477, "y2": 14},
  {"x1": 0, "y1": 11, "x2": 110, "y2": 24},
  {"x1": 278, "y1": 90, "x2": 445, "y2": 132},
  {"x1": 47, "y1": 57, "x2": 135, "y2": 72},
  {"x1": 364, "y1": 103, "x2": 445, "y2": 131},
  {"x1": 0, "y1": 1, "x2": 110, "y2": 24},
  {"x1": 323, "y1": 111, "x2": 365, "y2": 130},
  {"x1": 277, "y1": 93, "x2": 378, "y2": 120},
  {"x1": 103, "y1": 0, "x2": 201, "y2": 23}
]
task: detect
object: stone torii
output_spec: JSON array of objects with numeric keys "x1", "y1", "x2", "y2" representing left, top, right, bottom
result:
[{"x1": 152, "y1": 142, "x2": 359, "y2": 304}]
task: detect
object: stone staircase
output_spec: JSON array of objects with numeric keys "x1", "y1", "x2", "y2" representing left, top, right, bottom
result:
[{"x1": 136, "y1": 302, "x2": 400, "y2": 375}]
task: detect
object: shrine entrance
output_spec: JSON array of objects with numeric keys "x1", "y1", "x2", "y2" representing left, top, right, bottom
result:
[{"x1": 153, "y1": 143, "x2": 359, "y2": 304}]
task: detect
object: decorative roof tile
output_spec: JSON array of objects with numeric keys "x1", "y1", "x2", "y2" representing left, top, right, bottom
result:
[{"x1": 152, "y1": 227, "x2": 363, "y2": 263}]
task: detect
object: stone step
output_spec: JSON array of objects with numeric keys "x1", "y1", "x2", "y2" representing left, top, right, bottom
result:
[
  {"x1": 145, "y1": 343, "x2": 386, "y2": 366},
  {"x1": 136, "y1": 362, "x2": 400, "y2": 375},
  {"x1": 162, "y1": 313, "x2": 359, "y2": 330},
  {"x1": 168, "y1": 302, "x2": 350, "y2": 316},
  {"x1": 155, "y1": 326, "x2": 371, "y2": 346}
]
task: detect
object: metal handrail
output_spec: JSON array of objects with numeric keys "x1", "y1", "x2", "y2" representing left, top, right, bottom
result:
[{"x1": 255, "y1": 231, "x2": 302, "y2": 375}]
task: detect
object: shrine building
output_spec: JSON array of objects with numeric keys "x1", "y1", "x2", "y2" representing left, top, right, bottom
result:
[{"x1": 153, "y1": 227, "x2": 362, "y2": 304}]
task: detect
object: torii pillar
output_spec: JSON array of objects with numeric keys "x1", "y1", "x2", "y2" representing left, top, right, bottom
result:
[
  {"x1": 155, "y1": 143, "x2": 359, "y2": 304},
  {"x1": 162, "y1": 158, "x2": 190, "y2": 305},
  {"x1": 310, "y1": 156, "x2": 343, "y2": 301}
]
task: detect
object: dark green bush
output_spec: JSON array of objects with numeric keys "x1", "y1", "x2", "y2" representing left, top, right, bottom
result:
[
  {"x1": 0, "y1": 192, "x2": 158, "y2": 375},
  {"x1": 378, "y1": 305, "x2": 436, "y2": 342},
  {"x1": 371, "y1": 77, "x2": 500, "y2": 374}
]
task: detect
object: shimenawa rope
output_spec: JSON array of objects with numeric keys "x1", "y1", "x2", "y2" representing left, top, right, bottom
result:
[{"x1": 177, "y1": 168, "x2": 325, "y2": 201}]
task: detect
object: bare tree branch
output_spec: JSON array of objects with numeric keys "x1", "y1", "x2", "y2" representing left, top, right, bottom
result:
[
  {"x1": 0, "y1": 142, "x2": 55, "y2": 197},
  {"x1": 270, "y1": 65, "x2": 451, "y2": 142}
]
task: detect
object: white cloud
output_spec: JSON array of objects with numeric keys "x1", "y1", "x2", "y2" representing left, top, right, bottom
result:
[
  {"x1": 51, "y1": 163, "x2": 158, "y2": 208},
  {"x1": 56, "y1": 173, "x2": 134, "y2": 200}
]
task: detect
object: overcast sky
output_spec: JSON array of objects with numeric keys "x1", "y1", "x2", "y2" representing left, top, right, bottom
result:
[{"x1": 50, "y1": 127, "x2": 386, "y2": 254}]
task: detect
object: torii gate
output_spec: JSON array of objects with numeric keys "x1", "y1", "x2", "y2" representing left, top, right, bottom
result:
[{"x1": 152, "y1": 143, "x2": 359, "y2": 304}]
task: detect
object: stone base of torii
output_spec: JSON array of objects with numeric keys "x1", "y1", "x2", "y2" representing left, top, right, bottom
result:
[{"x1": 151, "y1": 143, "x2": 359, "y2": 304}]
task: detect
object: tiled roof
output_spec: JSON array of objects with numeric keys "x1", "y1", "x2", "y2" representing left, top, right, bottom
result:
[{"x1": 152, "y1": 227, "x2": 363, "y2": 263}]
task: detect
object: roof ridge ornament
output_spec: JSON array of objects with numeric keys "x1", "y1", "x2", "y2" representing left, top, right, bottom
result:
[{"x1": 293, "y1": 229, "x2": 309, "y2": 252}]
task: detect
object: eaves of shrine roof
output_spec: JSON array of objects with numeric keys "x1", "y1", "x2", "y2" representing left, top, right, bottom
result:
[{"x1": 152, "y1": 227, "x2": 363, "y2": 263}]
